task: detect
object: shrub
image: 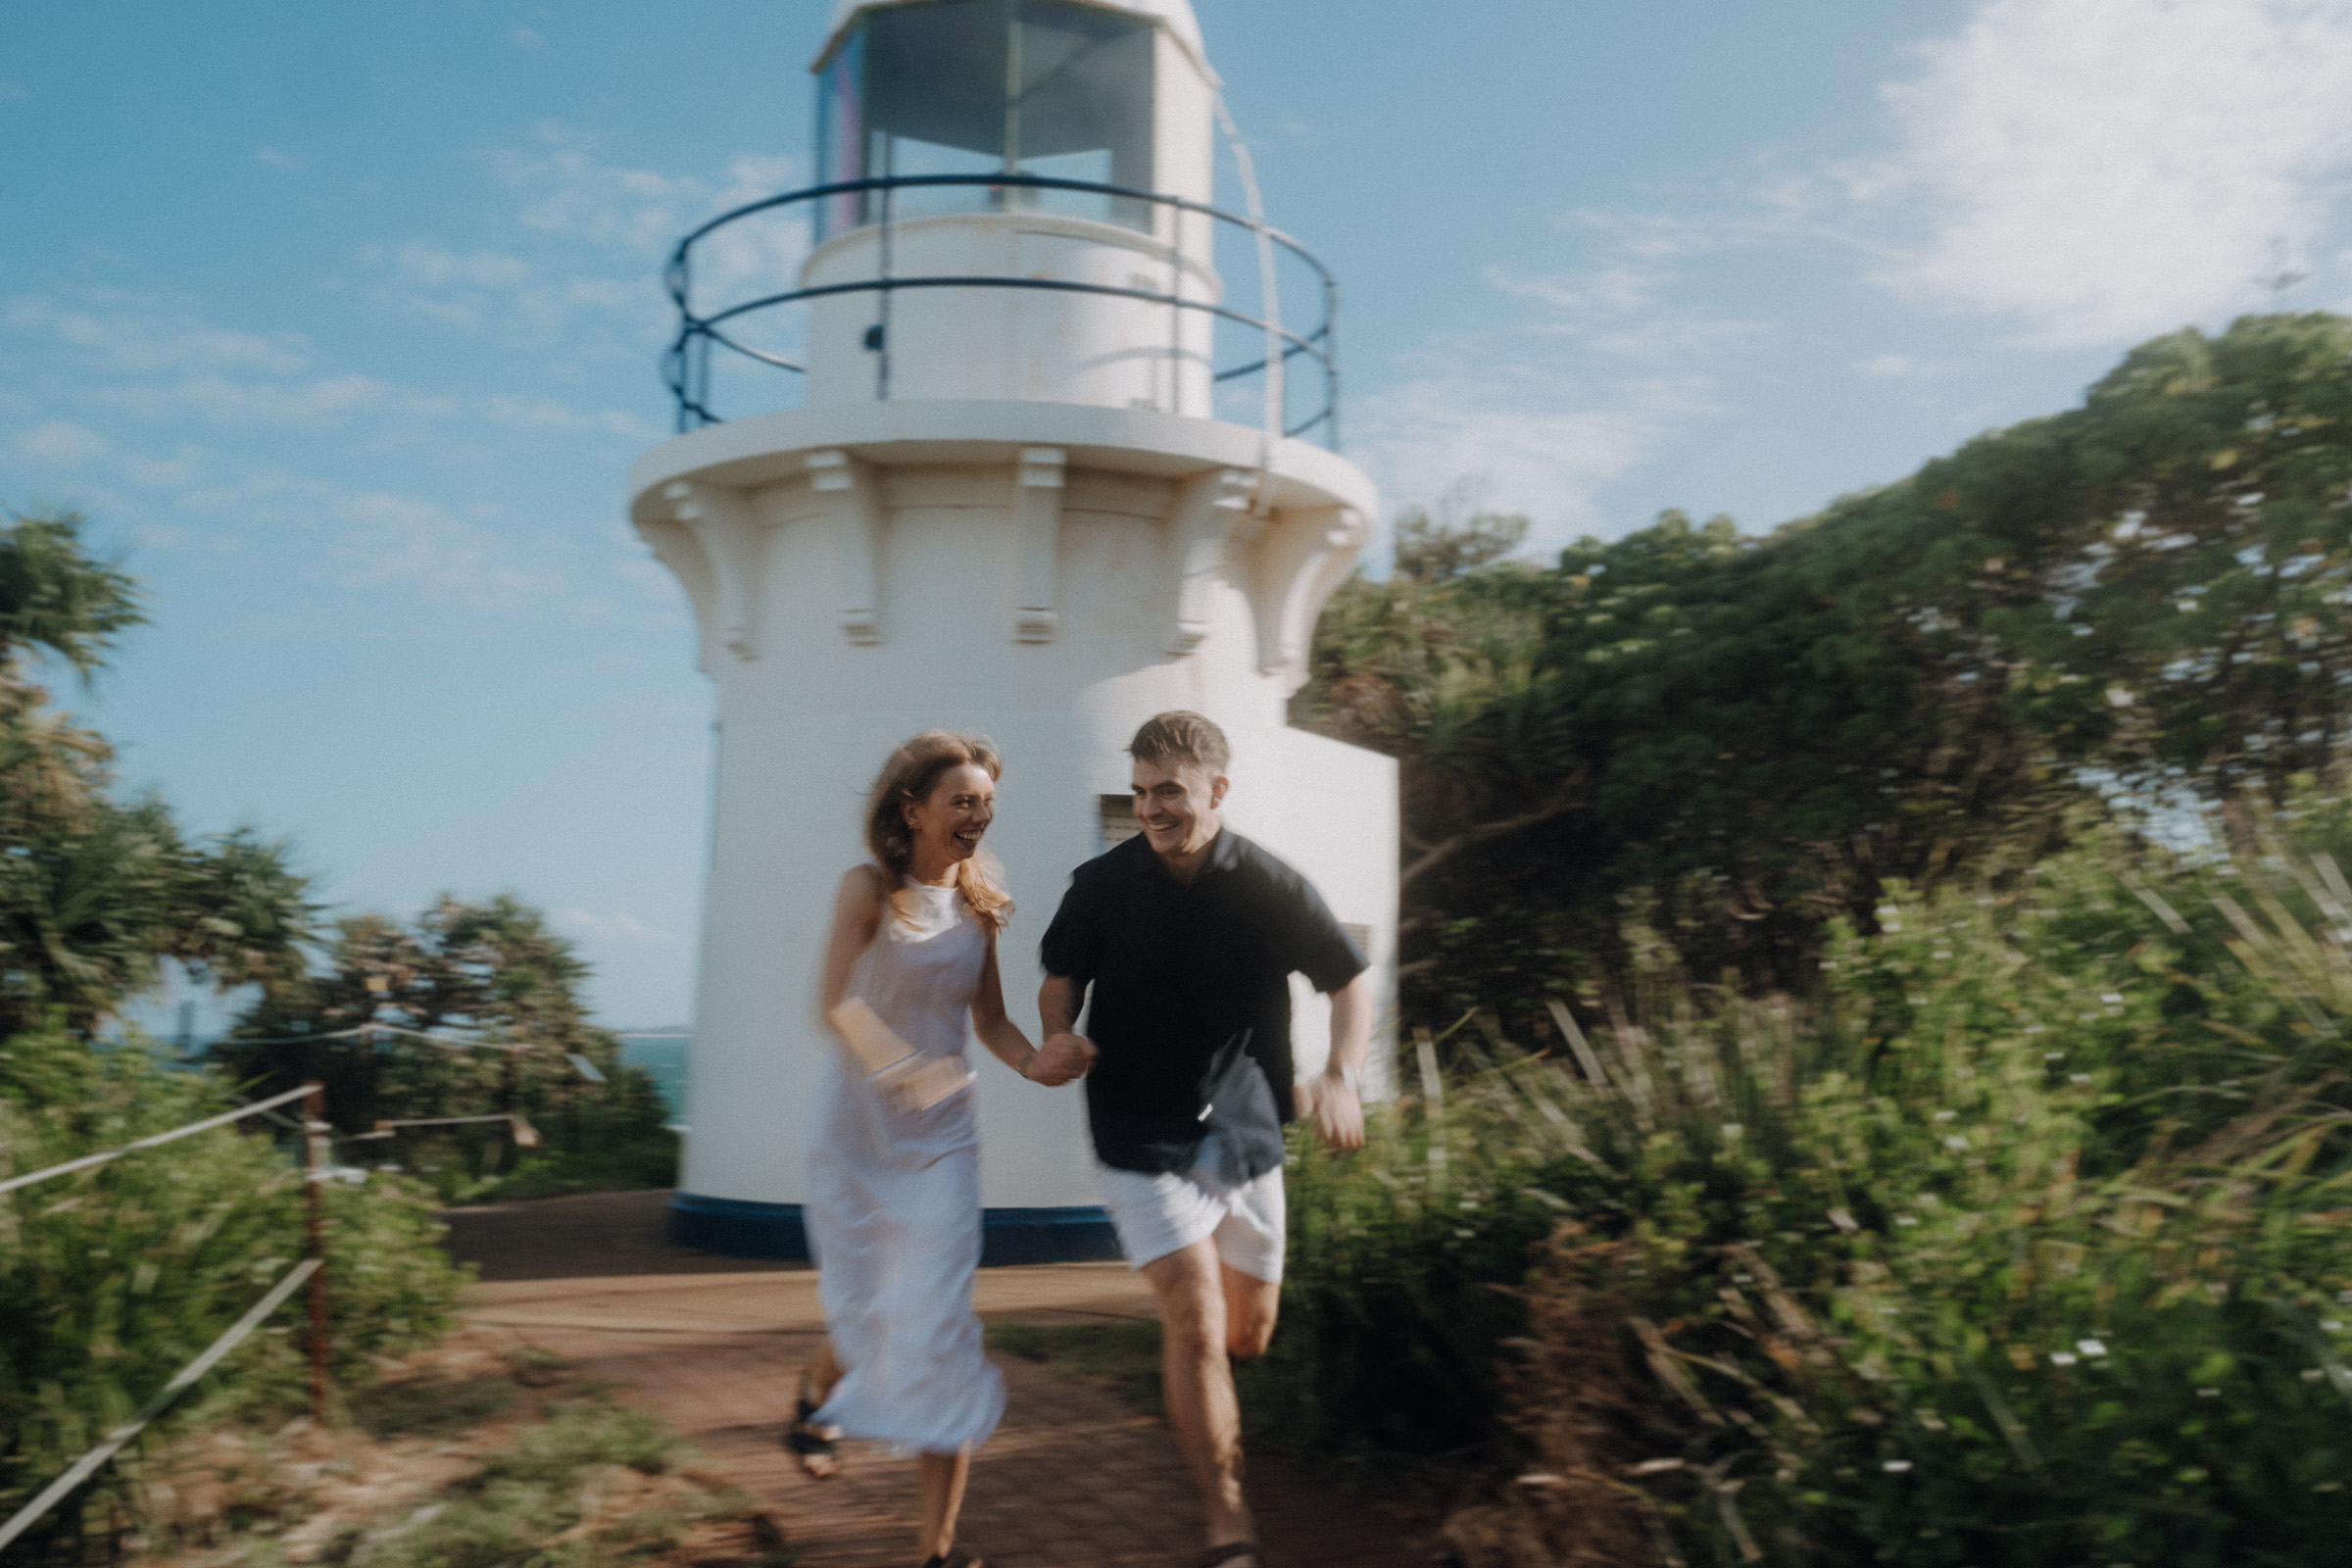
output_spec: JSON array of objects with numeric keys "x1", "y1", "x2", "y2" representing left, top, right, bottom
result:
[{"x1": 1264, "y1": 824, "x2": 2352, "y2": 1563}]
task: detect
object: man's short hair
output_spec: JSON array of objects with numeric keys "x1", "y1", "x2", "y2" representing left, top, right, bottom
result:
[{"x1": 1128, "y1": 710, "x2": 1230, "y2": 776}]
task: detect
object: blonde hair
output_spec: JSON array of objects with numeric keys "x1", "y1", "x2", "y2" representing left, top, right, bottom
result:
[{"x1": 862, "y1": 730, "x2": 1013, "y2": 932}]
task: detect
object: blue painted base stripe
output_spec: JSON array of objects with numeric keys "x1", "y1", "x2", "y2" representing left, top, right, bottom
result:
[{"x1": 667, "y1": 1193, "x2": 1121, "y2": 1267}]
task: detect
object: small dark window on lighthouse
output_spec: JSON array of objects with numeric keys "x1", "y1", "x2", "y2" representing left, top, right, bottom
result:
[
  {"x1": 817, "y1": 0, "x2": 1156, "y2": 240},
  {"x1": 1099, "y1": 793, "x2": 1142, "y2": 850}
]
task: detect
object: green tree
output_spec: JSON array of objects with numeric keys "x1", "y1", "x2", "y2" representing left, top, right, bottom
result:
[
  {"x1": 0, "y1": 509, "x2": 316, "y2": 1036},
  {"x1": 1391, "y1": 488, "x2": 1533, "y2": 584},
  {"x1": 218, "y1": 896, "x2": 676, "y2": 1197},
  {"x1": 1297, "y1": 313, "x2": 2352, "y2": 1025}
]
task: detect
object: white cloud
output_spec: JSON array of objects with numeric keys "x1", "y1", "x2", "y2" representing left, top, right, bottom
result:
[
  {"x1": 354, "y1": 131, "x2": 801, "y2": 350},
  {"x1": 174, "y1": 470, "x2": 553, "y2": 607},
  {"x1": 8, "y1": 295, "x2": 312, "y2": 376},
  {"x1": 484, "y1": 395, "x2": 662, "y2": 439},
  {"x1": 0, "y1": 81, "x2": 26, "y2": 104},
  {"x1": 362, "y1": 239, "x2": 649, "y2": 337},
  {"x1": 554, "y1": 908, "x2": 688, "y2": 949},
  {"x1": 256, "y1": 144, "x2": 302, "y2": 171},
  {"x1": 1348, "y1": 206, "x2": 1767, "y2": 539},
  {"x1": 89, "y1": 372, "x2": 454, "y2": 428},
  {"x1": 1352, "y1": 368, "x2": 1707, "y2": 542},
  {"x1": 496, "y1": 124, "x2": 807, "y2": 293},
  {"x1": 324, "y1": 489, "x2": 542, "y2": 600},
  {"x1": 121, "y1": 444, "x2": 209, "y2": 488},
  {"x1": 15, "y1": 419, "x2": 107, "y2": 466},
  {"x1": 388, "y1": 241, "x2": 530, "y2": 290},
  {"x1": 1858, "y1": 0, "x2": 2352, "y2": 345},
  {"x1": 511, "y1": 25, "x2": 548, "y2": 50}
]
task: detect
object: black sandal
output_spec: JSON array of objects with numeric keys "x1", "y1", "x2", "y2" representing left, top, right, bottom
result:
[
  {"x1": 920, "y1": 1552, "x2": 983, "y2": 1568},
  {"x1": 782, "y1": 1390, "x2": 842, "y2": 1479},
  {"x1": 1197, "y1": 1545, "x2": 1260, "y2": 1568}
]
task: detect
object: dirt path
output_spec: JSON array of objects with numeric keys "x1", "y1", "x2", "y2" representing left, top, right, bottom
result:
[{"x1": 444, "y1": 1192, "x2": 1441, "y2": 1568}]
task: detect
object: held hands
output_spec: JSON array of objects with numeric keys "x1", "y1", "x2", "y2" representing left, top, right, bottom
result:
[{"x1": 1025, "y1": 1031, "x2": 1099, "y2": 1087}]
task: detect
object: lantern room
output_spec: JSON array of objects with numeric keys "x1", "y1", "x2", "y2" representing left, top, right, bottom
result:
[
  {"x1": 799, "y1": 0, "x2": 1221, "y2": 412},
  {"x1": 814, "y1": 0, "x2": 1175, "y2": 236}
]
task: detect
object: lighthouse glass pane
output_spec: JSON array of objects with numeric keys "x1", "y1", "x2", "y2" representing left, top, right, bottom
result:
[
  {"x1": 1010, "y1": 1, "x2": 1154, "y2": 230},
  {"x1": 857, "y1": 0, "x2": 1011, "y2": 226},
  {"x1": 817, "y1": 0, "x2": 1157, "y2": 239},
  {"x1": 814, "y1": 31, "x2": 865, "y2": 239}
]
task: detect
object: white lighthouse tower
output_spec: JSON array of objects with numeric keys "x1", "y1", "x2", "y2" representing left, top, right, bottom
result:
[{"x1": 630, "y1": 0, "x2": 1396, "y2": 1261}]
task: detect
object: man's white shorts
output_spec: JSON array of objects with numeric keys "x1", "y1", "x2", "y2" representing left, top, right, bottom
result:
[{"x1": 1094, "y1": 1130, "x2": 1286, "y2": 1283}]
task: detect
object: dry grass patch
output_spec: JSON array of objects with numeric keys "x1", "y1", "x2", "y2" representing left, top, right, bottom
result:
[{"x1": 119, "y1": 1325, "x2": 792, "y2": 1568}]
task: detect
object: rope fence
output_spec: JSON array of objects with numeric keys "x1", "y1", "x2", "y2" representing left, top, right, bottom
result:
[
  {"x1": 0, "y1": 1257, "x2": 322, "y2": 1555},
  {"x1": 5, "y1": 1022, "x2": 619, "y2": 1545},
  {"x1": 228, "y1": 1021, "x2": 523, "y2": 1052},
  {"x1": 348, "y1": 1112, "x2": 541, "y2": 1148},
  {"x1": 4, "y1": 1079, "x2": 335, "y2": 1545},
  {"x1": 0, "y1": 1083, "x2": 314, "y2": 1198}
]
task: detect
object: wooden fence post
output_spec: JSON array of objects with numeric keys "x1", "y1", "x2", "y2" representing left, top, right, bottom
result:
[{"x1": 302, "y1": 1079, "x2": 330, "y2": 1424}]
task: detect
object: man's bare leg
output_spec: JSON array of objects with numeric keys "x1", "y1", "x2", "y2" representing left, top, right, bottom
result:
[
  {"x1": 915, "y1": 1446, "x2": 972, "y2": 1562},
  {"x1": 1144, "y1": 1240, "x2": 1256, "y2": 1558},
  {"x1": 1221, "y1": 1264, "x2": 1279, "y2": 1361}
]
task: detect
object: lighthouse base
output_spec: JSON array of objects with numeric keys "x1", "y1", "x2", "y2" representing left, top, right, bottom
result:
[{"x1": 667, "y1": 1192, "x2": 1123, "y2": 1267}]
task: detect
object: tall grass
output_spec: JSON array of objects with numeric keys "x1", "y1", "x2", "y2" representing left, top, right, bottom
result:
[{"x1": 1264, "y1": 823, "x2": 2352, "y2": 1565}]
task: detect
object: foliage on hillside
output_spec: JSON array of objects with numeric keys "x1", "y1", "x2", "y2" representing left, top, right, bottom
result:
[
  {"x1": 1297, "y1": 312, "x2": 2352, "y2": 1023},
  {"x1": 215, "y1": 899, "x2": 677, "y2": 1200}
]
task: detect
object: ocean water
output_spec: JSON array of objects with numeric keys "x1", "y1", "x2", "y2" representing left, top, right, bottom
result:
[{"x1": 616, "y1": 1034, "x2": 690, "y2": 1121}]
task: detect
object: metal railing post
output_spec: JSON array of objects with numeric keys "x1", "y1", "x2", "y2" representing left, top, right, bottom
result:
[
  {"x1": 302, "y1": 1079, "x2": 330, "y2": 1424},
  {"x1": 662, "y1": 172, "x2": 1340, "y2": 445},
  {"x1": 1325, "y1": 275, "x2": 1343, "y2": 452}
]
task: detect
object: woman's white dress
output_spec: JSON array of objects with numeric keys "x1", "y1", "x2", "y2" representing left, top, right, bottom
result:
[{"x1": 805, "y1": 878, "x2": 1005, "y2": 1453}]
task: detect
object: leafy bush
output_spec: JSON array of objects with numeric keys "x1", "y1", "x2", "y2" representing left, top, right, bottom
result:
[
  {"x1": 1263, "y1": 822, "x2": 2352, "y2": 1564},
  {"x1": 0, "y1": 1030, "x2": 469, "y2": 1562},
  {"x1": 1262, "y1": 1046, "x2": 1568, "y2": 1459}
]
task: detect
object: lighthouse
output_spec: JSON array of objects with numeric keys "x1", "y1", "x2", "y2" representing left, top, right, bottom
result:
[{"x1": 631, "y1": 0, "x2": 1396, "y2": 1261}]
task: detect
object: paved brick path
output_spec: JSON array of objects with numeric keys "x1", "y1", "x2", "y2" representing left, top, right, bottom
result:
[{"x1": 449, "y1": 1194, "x2": 1441, "y2": 1568}]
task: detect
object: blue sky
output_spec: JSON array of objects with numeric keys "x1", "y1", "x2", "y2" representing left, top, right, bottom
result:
[{"x1": 7, "y1": 0, "x2": 2352, "y2": 1025}]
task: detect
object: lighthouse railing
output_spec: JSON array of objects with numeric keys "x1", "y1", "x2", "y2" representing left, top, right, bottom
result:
[{"x1": 660, "y1": 172, "x2": 1341, "y2": 448}]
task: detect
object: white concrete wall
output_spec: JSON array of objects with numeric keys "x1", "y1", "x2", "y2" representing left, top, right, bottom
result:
[{"x1": 803, "y1": 214, "x2": 1219, "y2": 415}]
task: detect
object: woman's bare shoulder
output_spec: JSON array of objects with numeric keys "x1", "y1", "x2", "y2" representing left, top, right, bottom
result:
[{"x1": 837, "y1": 862, "x2": 890, "y2": 904}]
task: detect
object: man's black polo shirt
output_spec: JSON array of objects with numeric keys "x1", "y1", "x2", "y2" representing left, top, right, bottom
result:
[{"x1": 1040, "y1": 827, "x2": 1366, "y2": 1177}]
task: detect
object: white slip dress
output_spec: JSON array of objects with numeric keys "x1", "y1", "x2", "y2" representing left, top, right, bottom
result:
[{"x1": 804, "y1": 877, "x2": 1006, "y2": 1454}]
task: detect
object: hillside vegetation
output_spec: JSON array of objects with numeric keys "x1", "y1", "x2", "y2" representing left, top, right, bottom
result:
[{"x1": 1277, "y1": 314, "x2": 2352, "y2": 1563}]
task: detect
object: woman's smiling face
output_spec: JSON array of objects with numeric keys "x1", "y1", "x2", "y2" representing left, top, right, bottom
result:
[{"x1": 906, "y1": 761, "x2": 997, "y2": 866}]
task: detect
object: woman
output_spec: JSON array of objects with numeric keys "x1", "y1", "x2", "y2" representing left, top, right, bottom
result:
[{"x1": 789, "y1": 731, "x2": 1091, "y2": 1568}]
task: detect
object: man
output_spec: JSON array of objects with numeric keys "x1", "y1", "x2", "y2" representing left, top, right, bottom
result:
[{"x1": 1039, "y1": 710, "x2": 1372, "y2": 1568}]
